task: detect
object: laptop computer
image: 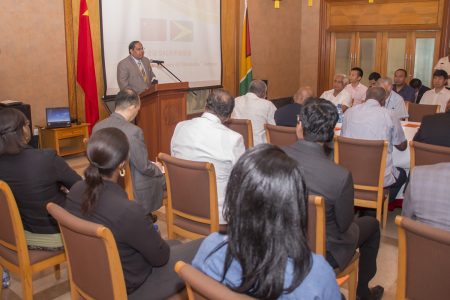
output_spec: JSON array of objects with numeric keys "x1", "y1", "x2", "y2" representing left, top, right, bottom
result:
[{"x1": 46, "y1": 107, "x2": 71, "y2": 128}]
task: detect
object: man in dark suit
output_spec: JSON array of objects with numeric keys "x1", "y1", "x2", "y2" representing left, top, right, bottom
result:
[
  {"x1": 409, "y1": 78, "x2": 431, "y2": 103},
  {"x1": 283, "y1": 98, "x2": 383, "y2": 300},
  {"x1": 93, "y1": 89, "x2": 164, "y2": 216},
  {"x1": 274, "y1": 86, "x2": 312, "y2": 127},
  {"x1": 117, "y1": 41, "x2": 156, "y2": 94},
  {"x1": 413, "y1": 99, "x2": 450, "y2": 147}
]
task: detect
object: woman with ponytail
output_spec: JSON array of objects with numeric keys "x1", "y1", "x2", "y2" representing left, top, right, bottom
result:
[
  {"x1": 0, "y1": 108, "x2": 81, "y2": 251},
  {"x1": 65, "y1": 127, "x2": 203, "y2": 299}
]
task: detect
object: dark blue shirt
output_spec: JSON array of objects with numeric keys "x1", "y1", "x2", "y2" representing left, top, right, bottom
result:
[
  {"x1": 393, "y1": 84, "x2": 415, "y2": 102},
  {"x1": 274, "y1": 103, "x2": 302, "y2": 127}
]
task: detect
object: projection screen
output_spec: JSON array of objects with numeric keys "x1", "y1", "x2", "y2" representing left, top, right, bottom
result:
[{"x1": 100, "y1": 0, "x2": 222, "y2": 96}]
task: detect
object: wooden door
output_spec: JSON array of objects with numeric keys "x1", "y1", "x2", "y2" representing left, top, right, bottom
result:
[
  {"x1": 355, "y1": 32, "x2": 383, "y2": 86},
  {"x1": 329, "y1": 32, "x2": 356, "y2": 88}
]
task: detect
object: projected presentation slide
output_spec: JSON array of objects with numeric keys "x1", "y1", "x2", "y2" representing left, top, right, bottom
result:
[{"x1": 101, "y1": 0, "x2": 222, "y2": 95}]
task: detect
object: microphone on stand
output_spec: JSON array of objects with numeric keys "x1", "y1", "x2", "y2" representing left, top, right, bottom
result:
[
  {"x1": 150, "y1": 59, "x2": 165, "y2": 64},
  {"x1": 151, "y1": 59, "x2": 196, "y2": 95}
]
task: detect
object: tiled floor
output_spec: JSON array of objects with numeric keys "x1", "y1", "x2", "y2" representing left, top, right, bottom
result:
[{"x1": 1, "y1": 154, "x2": 402, "y2": 299}]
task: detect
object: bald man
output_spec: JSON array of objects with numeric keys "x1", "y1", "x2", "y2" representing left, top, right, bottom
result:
[{"x1": 274, "y1": 86, "x2": 313, "y2": 127}]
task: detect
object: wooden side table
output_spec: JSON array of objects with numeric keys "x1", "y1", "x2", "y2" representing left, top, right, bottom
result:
[{"x1": 38, "y1": 123, "x2": 89, "y2": 156}]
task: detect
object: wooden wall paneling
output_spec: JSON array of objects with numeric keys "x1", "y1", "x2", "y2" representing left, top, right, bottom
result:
[
  {"x1": 318, "y1": 0, "x2": 329, "y2": 94},
  {"x1": 439, "y1": 0, "x2": 450, "y2": 57},
  {"x1": 328, "y1": 0, "x2": 441, "y2": 30},
  {"x1": 63, "y1": 0, "x2": 78, "y2": 121},
  {"x1": 221, "y1": 1, "x2": 239, "y2": 96}
]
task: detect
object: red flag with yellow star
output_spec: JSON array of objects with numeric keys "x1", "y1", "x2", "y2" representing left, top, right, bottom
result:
[{"x1": 77, "y1": 0, "x2": 98, "y2": 132}]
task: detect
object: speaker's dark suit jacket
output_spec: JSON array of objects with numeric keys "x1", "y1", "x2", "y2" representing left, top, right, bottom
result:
[
  {"x1": 413, "y1": 111, "x2": 450, "y2": 147},
  {"x1": 283, "y1": 140, "x2": 358, "y2": 269}
]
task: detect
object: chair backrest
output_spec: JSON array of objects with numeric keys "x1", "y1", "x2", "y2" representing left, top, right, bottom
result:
[
  {"x1": 264, "y1": 124, "x2": 297, "y2": 147},
  {"x1": 158, "y1": 153, "x2": 219, "y2": 239},
  {"x1": 410, "y1": 141, "x2": 450, "y2": 170},
  {"x1": 175, "y1": 261, "x2": 255, "y2": 300},
  {"x1": 307, "y1": 195, "x2": 326, "y2": 255},
  {"x1": 117, "y1": 161, "x2": 134, "y2": 200},
  {"x1": 334, "y1": 136, "x2": 388, "y2": 200},
  {"x1": 225, "y1": 118, "x2": 254, "y2": 149},
  {"x1": 406, "y1": 102, "x2": 439, "y2": 122},
  {"x1": 47, "y1": 203, "x2": 127, "y2": 300},
  {"x1": 0, "y1": 181, "x2": 31, "y2": 268},
  {"x1": 395, "y1": 216, "x2": 450, "y2": 300}
]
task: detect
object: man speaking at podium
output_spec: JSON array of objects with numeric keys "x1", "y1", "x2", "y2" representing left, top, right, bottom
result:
[{"x1": 117, "y1": 41, "x2": 156, "y2": 94}]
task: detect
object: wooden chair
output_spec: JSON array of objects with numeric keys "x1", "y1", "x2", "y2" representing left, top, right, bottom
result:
[
  {"x1": 334, "y1": 136, "x2": 389, "y2": 228},
  {"x1": 406, "y1": 102, "x2": 439, "y2": 122},
  {"x1": 117, "y1": 160, "x2": 134, "y2": 200},
  {"x1": 225, "y1": 118, "x2": 254, "y2": 149},
  {"x1": 395, "y1": 216, "x2": 450, "y2": 300},
  {"x1": 264, "y1": 124, "x2": 297, "y2": 146},
  {"x1": 410, "y1": 141, "x2": 450, "y2": 171},
  {"x1": 308, "y1": 195, "x2": 359, "y2": 300},
  {"x1": 175, "y1": 261, "x2": 254, "y2": 300},
  {"x1": 158, "y1": 153, "x2": 219, "y2": 240},
  {"x1": 0, "y1": 181, "x2": 65, "y2": 300},
  {"x1": 46, "y1": 202, "x2": 127, "y2": 300}
]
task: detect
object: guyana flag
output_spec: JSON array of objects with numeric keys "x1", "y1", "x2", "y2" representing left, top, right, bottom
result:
[{"x1": 239, "y1": 0, "x2": 253, "y2": 95}]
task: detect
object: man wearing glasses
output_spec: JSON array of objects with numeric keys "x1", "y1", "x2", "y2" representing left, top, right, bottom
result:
[{"x1": 117, "y1": 41, "x2": 156, "y2": 94}]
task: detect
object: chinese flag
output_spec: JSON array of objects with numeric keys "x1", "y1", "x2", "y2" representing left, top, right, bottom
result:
[{"x1": 77, "y1": 0, "x2": 98, "y2": 132}]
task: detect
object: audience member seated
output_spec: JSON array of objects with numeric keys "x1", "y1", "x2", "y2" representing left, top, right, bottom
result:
[
  {"x1": 393, "y1": 69, "x2": 415, "y2": 102},
  {"x1": 413, "y1": 99, "x2": 450, "y2": 147},
  {"x1": 231, "y1": 80, "x2": 277, "y2": 145},
  {"x1": 409, "y1": 78, "x2": 431, "y2": 103},
  {"x1": 402, "y1": 162, "x2": 450, "y2": 231},
  {"x1": 342, "y1": 87, "x2": 408, "y2": 204},
  {"x1": 274, "y1": 86, "x2": 313, "y2": 127},
  {"x1": 65, "y1": 127, "x2": 202, "y2": 299},
  {"x1": 434, "y1": 42, "x2": 450, "y2": 89},
  {"x1": 420, "y1": 70, "x2": 450, "y2": 112},
  {"x1": 283, "y1": 98, "x2": 383, "y2": 300},
  {"x1": 368, "y1": 72, "x2": 381, "y2": 88},
  {"x1": 171, "y1": 89, "x2": 245, "y2": 224},
  {"x1": 193, "y1": 144, "x2": 341, "y2": 299},
  {"x1": 320, "y1": 74, "x2": 352, "y2": 122},
  {"x1": 376, "y1": 77, "x2": 409, "y2": 120},
  {"x1": 93, "y1": 89, "x2": 164, "y2": 219},
  {"x1": 345, "y1": 67, "x2": 368, "y2": 106},
  {"x1": 0, "y1": 108, "x2": 81, "y2": 251}
]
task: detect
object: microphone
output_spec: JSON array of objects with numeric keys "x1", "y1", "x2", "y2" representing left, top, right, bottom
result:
[{"x1": 150, "y1": 59, "x2": 164, "y2": 65}]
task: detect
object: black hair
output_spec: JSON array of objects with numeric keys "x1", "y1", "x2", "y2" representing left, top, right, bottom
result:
[
  {"x1": 300, "y1": 97, "x2": 338, "y2": 143},
  {"x1": 368, "y1": 72, "x2": 381, "y2": 81},
  {"x1": 0, "y1": 108, "x2": 28, "y2": 155},
  {"x1": 82, "y1": 128, "x2": 129, "y2": 214},
  {"x1": 395, "y1": 68, "x2": 408, "y2": 77},
  {"x1": 351, "y1": 67, "x2": 364, "y2": 78},
  {"x1": 409, "y1": 78, "x2": 423, "y2": 89},
  {"x1": 128, "y1": 41, "x2": 141, "y2": 54},
  {"x1": 433, "y1": 69, "x2": 449, "y2": 80},
  {"x1": 115, "y1": 88, "x2": 140, "y2": 110},
  {"x1": 205, "y1": 89, "x2": 235, "y2": 120},
  {"x1": 220, "y1": 144, "x2": 311, "y2": 299}
]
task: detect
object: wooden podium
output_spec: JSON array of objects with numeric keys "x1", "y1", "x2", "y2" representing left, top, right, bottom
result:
[{"x1": 137, "y1": 82, "x2": 189, "y2": 160}]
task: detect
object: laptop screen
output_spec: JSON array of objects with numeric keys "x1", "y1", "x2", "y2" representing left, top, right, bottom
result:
[{"x1": 46, "y1": 107, "x2": 71, "y2": 125}]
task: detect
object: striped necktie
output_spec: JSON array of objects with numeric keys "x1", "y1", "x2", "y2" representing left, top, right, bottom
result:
[{"x1": 138, "y1": 61, "x2": 148, "y2": 83}]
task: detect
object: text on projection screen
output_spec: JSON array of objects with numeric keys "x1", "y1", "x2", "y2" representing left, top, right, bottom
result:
[{"x1": 101, "y1": 0, "x2": 222, "y2": 95}]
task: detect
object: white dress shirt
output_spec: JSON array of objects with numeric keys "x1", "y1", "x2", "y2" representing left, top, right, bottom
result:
[
  {"x1": 420, "y1": 88, "x2": 450, "y2": 112},
  {"x1": 231, "y1": 92, "x2": 277, "y2": 145},
  {"x1": 171, "y1": 112, "x2": 246, "y2": 224},
  {"x1": 344, "y1": 83, "x2": 368, "y2": 106},
  {"x1": 385, "y1": 91, "x2": 409, "y2": 119},
  {"x1": 434, "y1": 56, "x2": 450, "y2": 88},
  {"x1": 320, "y1": 88, "x2": 352, "y2": 107},
  {"x1": 341, "y1": 99, "x2": 406, "y2": 186}
]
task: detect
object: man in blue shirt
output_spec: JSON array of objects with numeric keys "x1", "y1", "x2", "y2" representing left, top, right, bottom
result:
[{"x1": 393, "y1": 69, "x2": 416, "y2": 102}]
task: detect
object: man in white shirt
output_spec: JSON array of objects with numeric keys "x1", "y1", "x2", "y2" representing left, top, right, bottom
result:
[
  {"x1": 434, "y1": 42, "x2": 450, "y2": 89},
  {"x1": 344, "y1": 67, "x2": 368, "y2": 106},
  {"x1": 342, "y1": 87, "x2": 408, "y2": 204},
  {"x1": 232, "y1": 80, "x2": 277, "y2": 145},
  {"x1": 376, "y1": 77, "x2": 409, "y2": 120},
  {"x1": 320, "y1": 74, "x2": 352, "y2": 122},
  {"x1": 420, "y1": 70, "x2": 450, "y2": 112},
  {"x1": 171, "y1": 89, "x2": 246, "y2": 224}
]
